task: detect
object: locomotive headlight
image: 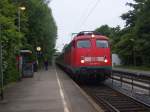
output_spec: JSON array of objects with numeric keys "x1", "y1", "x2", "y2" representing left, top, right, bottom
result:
[
  {"x1": 80, "y1": 56, "x2": 85, "y2": 63},
  {"x1": 91, "y1": 34, "x2": 95, "y2": 38},
  {"x1": 81, "y1": 60, "x2": 85, "y2": 63},
  {"x1": 104, "y1": 59, "x2": 108, "y2": 63}
]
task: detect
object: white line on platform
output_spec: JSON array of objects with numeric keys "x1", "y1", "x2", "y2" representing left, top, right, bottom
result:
[{"x1": 55, "y1": 67, "x2": 70, "y2": 112}]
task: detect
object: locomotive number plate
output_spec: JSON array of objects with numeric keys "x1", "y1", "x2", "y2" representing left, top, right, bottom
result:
[
  {"x1": 84, "y1": 57, "x2": 91, "y2": 62},
  {"x1": 96, "y1": 57, "x2": 104, "y2": 61},
  {"x1": 84, "y1": 57, "x2": 104, "y2": 62}
]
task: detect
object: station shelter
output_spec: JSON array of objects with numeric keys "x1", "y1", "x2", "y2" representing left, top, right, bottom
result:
[{"x1": 16, "y1": 50, "x2": 34, "y2": 78}]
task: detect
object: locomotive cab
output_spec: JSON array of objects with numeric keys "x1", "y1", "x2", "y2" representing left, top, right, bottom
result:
[
  {"x1": 72, "y1": 31, "x2": 112, "y2": 80},
  {"x1": 56, "y1": 31, "x2": 112, "y2": 82}
]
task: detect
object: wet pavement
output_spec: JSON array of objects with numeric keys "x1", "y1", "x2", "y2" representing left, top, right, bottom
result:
[
  {"x1": 1, "y1": 65, "x2": 149, "y2": 112},
  {"x1": 0, "y1": 68, "x2": 63, "y2": 112},
  {"x1": 0, "y1": 66, "x2": 103, "y2": 112}
]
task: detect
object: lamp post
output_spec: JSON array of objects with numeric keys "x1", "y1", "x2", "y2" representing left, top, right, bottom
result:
[
  {"x1": 18, "y1": 6, "x2": 26, "y2": 32},
  {"x1": 36, "y1": 46, "x2": 42, "y2": 59},
  {"x1": 130, "y1": 38, "x2": 136, "y2": 66},
  {"x1": 36, "y1": 46, "x2": 42, "y2": 69},
  {"x1": 0, "y1": 24, "x2": 4, "y2": 100},
  {"x1": 18, "y1": 6, "x2": 26, "y2": 81}
]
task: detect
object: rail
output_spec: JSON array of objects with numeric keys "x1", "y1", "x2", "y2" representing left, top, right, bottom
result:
[
  {"x1": 110, "y1": 68, "x2": 150, "y2": 96},
  {"x1": 83, "y1": 85, "x2": 150, "y2": 112}
]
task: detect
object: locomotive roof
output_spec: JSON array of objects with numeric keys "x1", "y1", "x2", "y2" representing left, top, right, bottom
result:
[
  {"x1": 73, "y1": 34, "x2": 109, "y2": 41},
  {"x1": 72, "y1": 31, "x2": 109, "y2": 41}
]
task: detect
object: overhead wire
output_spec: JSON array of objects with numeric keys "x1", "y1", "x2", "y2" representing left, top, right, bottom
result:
[
  {"x1": 74, "y1": 0, "x2": 93, "y2": 31},
  {"x1": 77, "y1": 0, "x2": 101, "y2": 31}
]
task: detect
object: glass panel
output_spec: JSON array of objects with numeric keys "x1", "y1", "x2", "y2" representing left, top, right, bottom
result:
[
  {"x1": 77, "y1": 40, "x2": 91, "y2": 48},
  {"x1": 96, "y1": 40, "x2": 108, "y2": 48}
]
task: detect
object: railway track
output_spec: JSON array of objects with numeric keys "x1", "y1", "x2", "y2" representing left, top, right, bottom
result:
[{"x1": 81, "y1": 84, "x2": 150, "y2": 112}]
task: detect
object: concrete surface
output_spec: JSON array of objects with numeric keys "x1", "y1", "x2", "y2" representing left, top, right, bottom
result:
[
  {"x1": 0, "y1": 66, "x2": 103, "y2": 112},
  {"x1": 0, "y1": 68, "x2": 63, "y2": 112},
  {"x1": 55, "y1": 67, "x2": 103, "y2": 112}
]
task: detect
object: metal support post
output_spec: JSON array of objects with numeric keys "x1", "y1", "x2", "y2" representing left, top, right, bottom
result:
[
  {"x1": 120, "y1": 74, "x2": 123, "y2": 87},
  {"x1": 0, "y1": 24, "x2": 4, "y2": 100},
  {"x1": 149, "y1": 81, "x2": 150, "y2": 96},
  {"x1": 18, "y1": 9, "x2": 21, "y2": 81},
  {"x1": 18, "y1": 9, "x2": 21, "y2": 32},
  {"x1": 131, "y1": 76, "x2": 134, "y2": 93},
  {"x1": 111, "y1": 72, "x2": 114, "y2": 86},
  {"x1": 18, "y1": 56, "x2": 22, "y2": 81}
]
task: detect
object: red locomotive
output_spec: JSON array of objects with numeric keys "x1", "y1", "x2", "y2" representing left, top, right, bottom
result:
[{"x1": 56, "y1": 31, "x2": 112, "y2": 81}]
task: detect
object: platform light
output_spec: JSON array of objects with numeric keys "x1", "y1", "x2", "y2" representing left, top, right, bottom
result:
[
  {"x1": 36, "y1": 46, "x2": 41, "y2": 51},
  {"x1": 19, "y1": 6, "x2": 26, "y2": 11}
]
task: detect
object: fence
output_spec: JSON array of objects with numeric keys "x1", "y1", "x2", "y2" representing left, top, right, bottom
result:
[{"x1": 110, "y1": 69, "x2": 150, "y2": 96}]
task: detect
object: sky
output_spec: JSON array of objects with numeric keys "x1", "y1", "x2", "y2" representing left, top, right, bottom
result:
[{"x1": 49, "y1": 0, "x2": 133, "y2": 51}]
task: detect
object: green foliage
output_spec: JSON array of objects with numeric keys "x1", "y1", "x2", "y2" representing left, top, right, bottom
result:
[
  {"x1": 95, "y1": 25, "x2": 112, "y2": 37},
  {"x1": 120, "y1": 0, "x2": 150, "y2": 66},
  {"x1": 0, "y1": 0, "x2": 22, "y2": 84},
  {"x1": 94, "y1": 25, "x2": 121, "y2": 52},
  {"x1": 0, "y1": 0, "x2": 57, "y2": 85},
  {"x1": 95, "y1": 0, "x2": 150, "y2": 67},
  {"x1": 26, "y1": 0, "x2": 57, "y2": 64}
]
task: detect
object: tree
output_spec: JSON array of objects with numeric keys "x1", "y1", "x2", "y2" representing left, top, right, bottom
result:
[
  {"x1": 114, "y1": 0, "x2": 150, "y2": 66},
  {"x1": 0, "y1": 0, "x2": 57, "y2": 85},
  {"x1": 0, "y1": 0, "x2": 24, "y2": 83},
  {"x1": 26, "y1": 0, "x2": 57, "y2": 64}
]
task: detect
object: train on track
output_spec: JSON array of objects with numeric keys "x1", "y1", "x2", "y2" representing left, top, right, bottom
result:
[{"x1": 56, "y1": 31, "x2": 112, "y2": 81}]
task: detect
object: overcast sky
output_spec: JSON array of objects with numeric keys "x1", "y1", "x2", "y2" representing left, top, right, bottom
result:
[{"x1": 49, "y1": 0, "x2": 133, "y2": 51}]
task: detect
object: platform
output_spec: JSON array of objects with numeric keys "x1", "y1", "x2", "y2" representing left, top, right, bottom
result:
[
  {"x1": 113, "y1": 67, "x2": 150, "y2": 76},
  {"x1": 0, "y1": 66, "x2": 103, "y2": 112}
]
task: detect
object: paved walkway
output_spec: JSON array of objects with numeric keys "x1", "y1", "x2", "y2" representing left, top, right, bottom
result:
[
  {"x1": 113, "y1": 67, "x2": 150, "y2": 77},
  {"x1": 0, "y1": 66, "x2": 102, "y2": 112},
  {"x1": 0, "y1": 67, "x2": 63, "y2": 112}
]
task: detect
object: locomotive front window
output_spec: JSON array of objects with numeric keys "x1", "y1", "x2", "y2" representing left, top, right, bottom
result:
[
  {"x1": 96, "y1": 40, "x2": 108, "y2": 48},
  {"x1": 77, "y1": 40, "x2": 91, "y2": 48}
]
